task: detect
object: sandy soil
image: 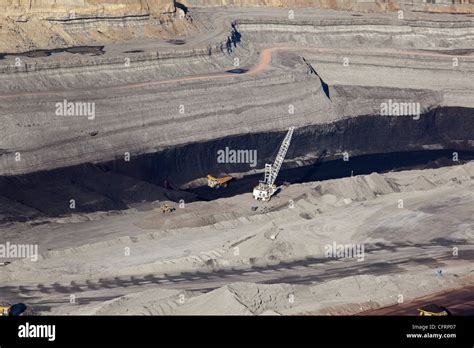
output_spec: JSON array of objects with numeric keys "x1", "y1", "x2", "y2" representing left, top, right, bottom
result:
[{"x1": 0, "y1": 162, "x2": 472, "y2": 314}]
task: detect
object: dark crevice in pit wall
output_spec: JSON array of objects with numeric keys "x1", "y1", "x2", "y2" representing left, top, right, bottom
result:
[
  {"x1": 189, "y1": 149, "x2": 474, "y2": 201},
  {"x1": 105, "y1": 106, "x2": 474, "y2": 187},
  {"x1": 0, "y1": 106, "x2": 472, "y2": 222},
  {"x1": 0, "y1": 46, "x2": 105, "y2": 60}
]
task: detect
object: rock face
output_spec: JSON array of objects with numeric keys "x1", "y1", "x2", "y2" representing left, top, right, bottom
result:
[
  {"x1": 183, "y1": 0, "x2": 474, "y2": 13},
  {"x1": 1, "y1": 0, "x2": 471, "y2": 17},
  {"x1": 184, "y1": 0, "x2": 400, "y2": 12},
  {"x1": 0, "y1": 0, "x2": 173, "y2": 16},
  {"x1": 0, "y1": 0, "x2": 186, "y2": 52}
]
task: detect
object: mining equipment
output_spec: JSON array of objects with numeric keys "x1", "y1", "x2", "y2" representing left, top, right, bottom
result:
[
  {"x1": 253, "y1": 127, "x2": 295, "y2": 201},
  {"x1": 160, "y1": 203, "x2": 176, "y2": 213},
  {"x1": 207, "y1": 175, "x2": 232, "y2": 189},
  {"x1": 417, "y1": 304, "x2": 449, "y2": 316}
]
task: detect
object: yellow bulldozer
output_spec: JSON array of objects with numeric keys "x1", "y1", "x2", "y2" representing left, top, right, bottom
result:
[
  {"x1": 0, "y1": 303, "x2": 28, "y2": 316},
  {"x1": 207, "y1": 175, "x2": 232, "y2": 189},
  {"x1": 0, "y1": 306, "x2": 9, "y2": 316},
  {"x1": 160, "y1": 203, "x2": 176, "y2": 213}
]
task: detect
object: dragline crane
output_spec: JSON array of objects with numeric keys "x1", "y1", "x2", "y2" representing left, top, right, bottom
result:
[{"x1": 253, "y1": 126, "x2": 295, "y2": 201}]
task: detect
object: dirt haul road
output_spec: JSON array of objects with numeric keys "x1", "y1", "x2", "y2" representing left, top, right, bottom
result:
[{"x1": 1, "y1": 241, "x2": 473, "y2": 314}]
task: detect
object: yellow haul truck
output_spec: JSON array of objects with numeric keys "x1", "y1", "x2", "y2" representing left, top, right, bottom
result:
[
  {"x1": 417, "y1": 304, "x2": 449, "y2": 316},
  {"x1": 207, "y1": 175, "x2": 232, "y2": 189}
]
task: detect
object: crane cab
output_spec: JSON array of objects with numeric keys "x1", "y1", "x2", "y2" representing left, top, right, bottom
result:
[{"x1": 253, "y1": 182, "x2": 276, "y2": 201}]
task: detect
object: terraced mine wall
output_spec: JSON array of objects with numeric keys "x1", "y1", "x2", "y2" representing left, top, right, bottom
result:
[
  {"x1": 184, "y1": 0, "x2": 474, "y2": 13},
  {"x1": 0, "y1": 17, "x2": 473, "y2": 178},
  {"x1": 235, "y1": 18, "x2": 474, "y2": 49},
  {"x1": 0, "y1": 27, "x2": 238, "y2": 75},
  {"x1": 184, "y1": 0, "x2": 394, "y2": 12},
  {"x1": 1, "y1": 106, "x2": 473, "y2": 220},
  {"x1": 2, "y1": 15, "x2": 473, "y2": 73},
  {"x1": 0, "y1": 0, "x2": 186, "y2": 53},
  {"x1": 0, "y1": 0, "x2": 173, "y2": 16}
]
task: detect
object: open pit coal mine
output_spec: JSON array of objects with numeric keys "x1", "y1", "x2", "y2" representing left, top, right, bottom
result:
[{"x1": 0, "y1": 1, "x2": 473, "y2": 322}]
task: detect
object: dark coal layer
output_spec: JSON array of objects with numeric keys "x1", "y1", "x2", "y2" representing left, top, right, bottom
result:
[{"x1": 0, "y1": 106, "x2": 472, "y2": 221}]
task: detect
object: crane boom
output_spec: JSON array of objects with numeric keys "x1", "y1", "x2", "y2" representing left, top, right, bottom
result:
[
  {"x1": 253, "y1": 126, "x2": 295, "y2": 201},
  {"x1": 268, "y1": 126, "x2": 294, "y2": 186}
]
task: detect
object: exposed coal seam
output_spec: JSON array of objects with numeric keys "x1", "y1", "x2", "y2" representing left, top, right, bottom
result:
[{"x1": 0, "y1": 107, "x2": 473, "y2": 220}]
